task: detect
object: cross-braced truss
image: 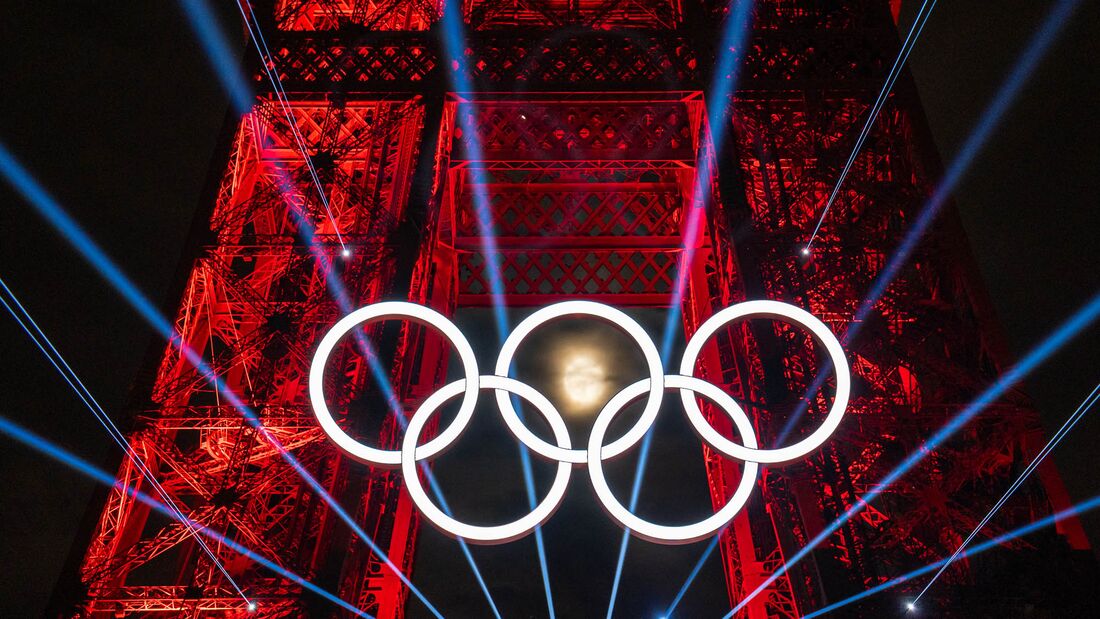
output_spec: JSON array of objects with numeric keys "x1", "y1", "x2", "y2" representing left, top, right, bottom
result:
[{"x1": 72, "y1": 98, "x2": 430, "y2": 618}]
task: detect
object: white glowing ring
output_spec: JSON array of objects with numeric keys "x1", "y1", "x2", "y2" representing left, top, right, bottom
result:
[
  {"x1": 494, "y1": 301, "x2": 664, "y2": 465},
  {"x1": 401, "y1": 375, "x2": 572, "y2": 544},
  {"x1": 310, "y1": 299, "x2": 850, "y2": 545},
  {"x1": 587, "y1": 375, "x2": 759, "y2": 544},
  {"x1": 679, "y1": 300, "x2": 850, "y2": 464},
  {"x1": 308, "y1": 301, "x2": 479, "y2": 467}
]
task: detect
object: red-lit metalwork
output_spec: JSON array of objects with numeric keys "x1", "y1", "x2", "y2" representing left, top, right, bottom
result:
[
  {"x1": 65, "y1": 92, "x2": 430, "y2": 616},
  {"x1": 61, "y1": 1, "x2": 1088, "y2": 617}
]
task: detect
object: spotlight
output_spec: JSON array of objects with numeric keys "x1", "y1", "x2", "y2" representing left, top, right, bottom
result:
[
  {"x1": 800, "y1": 247, "x2": 810, "y2": 256},
  {"x1": 248, "y1": 601, "x2": 258, "y2": 612},
  {"x1": 341, "y1": 248, "x2": 351, "y2": 258},
  {"x1": 906, "y1": 601, "x2": 916, "y2": 612}
]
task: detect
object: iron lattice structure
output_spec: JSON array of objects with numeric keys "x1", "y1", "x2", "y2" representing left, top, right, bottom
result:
[{"x1": 55, "y1": 1, "x2": 1091, "y2": 617}]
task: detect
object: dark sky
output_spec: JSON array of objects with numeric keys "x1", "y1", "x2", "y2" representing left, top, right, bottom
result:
[{"x1": 0, "y1": 1, "x2": 1097, "y2": 617}]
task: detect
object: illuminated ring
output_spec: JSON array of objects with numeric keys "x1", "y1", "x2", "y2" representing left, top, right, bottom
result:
[
  {"x1": 401, "y1": 375, "x2": 572, "y2": 544},
  {"x1": 586, "y1": 375, "x2": 759, "y2": 544},
  {"x1": 309, "y1": 302, "x2": 479, "y2": 467},
  {"x1": 679, "y1": 300, "x2": 850, "y2": 464},
  {"x1": 494, "y1": 300, "x2": 664, "y2": 465},
  {"x1": 310, "y1": 299, "x2": 850, "y2": 545}
]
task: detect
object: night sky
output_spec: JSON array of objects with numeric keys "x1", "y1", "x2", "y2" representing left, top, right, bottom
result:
[{"x1": 1, "y1": 1, "x2": 1098, "y2": 617}]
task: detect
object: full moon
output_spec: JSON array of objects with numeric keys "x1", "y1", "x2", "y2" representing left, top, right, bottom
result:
[{"x1": 559, "y1": 350, "x2": 609, "y2": 413}]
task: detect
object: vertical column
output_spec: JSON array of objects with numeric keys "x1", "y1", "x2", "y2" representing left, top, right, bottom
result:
[
  {"x1": 677, "y1": 97, "x2": 808, "y2": 614},
  {"x1": 336, "y1": 91, "x2": 448, "y2": 619}
]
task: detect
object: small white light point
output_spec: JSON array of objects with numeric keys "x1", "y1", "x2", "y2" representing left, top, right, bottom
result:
[
  {"x1": 906, "y1": 602, "x2": 916, "y2": 612},
  {"x1": 341, "y1": 248, "x2": 351, "y2": 258},
  {"x1": 248, "y1": 601, "x2": 258, "y2": 612},
  {"x1": 800, "y1": 247, "x2": 810, "y2": 256}
]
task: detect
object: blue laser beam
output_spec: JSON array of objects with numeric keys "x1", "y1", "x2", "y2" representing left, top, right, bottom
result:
[
  {"x1": 230, "y1": 0, "x2": 348, "y2": 252},
  {"x1": 804, "y1": 0, "x2": 939, "y2": 251},
  {"x1": 604, "y1": 420, "x2": 658, "y2": 619},
  {"x1": 180, "y1": 0, "x2": 347, "y2": 251},
  {"x1": 658, "y1": 0, "x2": 755, "y2": 358},
  {"x1": 436, "y1": 3, "x2": 553, "y2": 617},
  {"x1": 439, "y1": 2, "x2": 508, "y2": 338},
  {"x1": 911, "y1": 380, "x2": 1100, "y2": 604},
  {"x1": 175, "y1": 0, "x2": 253, "y2": 113},
  {"x1": 802, "y1": 492, "x2": 1100, "y2": 617},
  {"x1": 724, "y1": 288, "x2": 1100, "y2": 618},
  {"x1": 0, "y1": 142, "x2": 444, "y2": 619},
  {"x1": 608, "y1": 5, "x2": 757, "y2": 616},
  {"x1": 0, "y1": 276, "x2": 250, "y2": 604},
  {"x1": 663, "y1": 534, "x2": 720, "y2": 617},
  {"x1": 0, "y1": 415, "x2": 373, "y2": 618}
]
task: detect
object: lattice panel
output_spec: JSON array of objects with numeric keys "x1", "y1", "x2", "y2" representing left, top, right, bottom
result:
[
  {"x1": 465, "y1": 33, "x2": 700, "y2": 87},
  {"x1": 466, "y1": 0, "x2": 681, "y2": 29},
  {"x1": 80, "y1": 418, "x2": 337, "y2": 608},
  {"x1": 453, "y1": 101, "x2": 698, "y2": 162},
  {"x1": 78, "y1": 230, "x2": 416, "y2": 615},
  {"x1": 733, "y1": 96, "x2": 913, "y2": 235},
  {"x1": 275, "y1": 0, "x2": 437, "y2": 31},
  {"x1": 271, "y1": 37, "x2": 436, "y2": 87},
  {"x1": 251, "y1": 99, "x2": 419, "y2": 160},
  {"x1": 459, "y1": 185, "x2": 682, "y2": 238},
  {"x1": 457, "y1": 248, "x2": 677, "y2": 302},
  {"x1": 272, "y1": 32, "x2": 698, "y2": 89}
]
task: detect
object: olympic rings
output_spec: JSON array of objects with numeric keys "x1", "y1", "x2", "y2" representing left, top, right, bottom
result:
[{"x1": 308, "y1": 299, "x2": 849, "y2": 545}]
